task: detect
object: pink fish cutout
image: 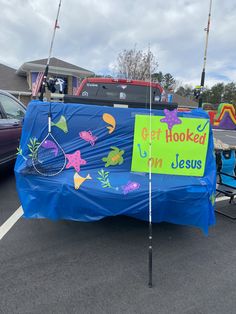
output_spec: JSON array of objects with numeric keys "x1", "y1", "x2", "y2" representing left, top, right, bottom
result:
[
  {"x1": 65, "y1": 150, "x2": 86, "y2": 172},
  {"x1": 79, "y1": 130, "x2": 97, "y2": 146},
  {"x1": 122, "y1": 181, "x2": 140, "y2": 195}
]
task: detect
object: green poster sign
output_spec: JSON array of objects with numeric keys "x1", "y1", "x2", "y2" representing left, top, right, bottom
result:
[{"x1": 131, "y1": 115, "x2": 210, "y2": 176}]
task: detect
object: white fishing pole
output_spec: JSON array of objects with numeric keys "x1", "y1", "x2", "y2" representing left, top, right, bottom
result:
[
  {"x1": 148, "y1": 44, "x2": 153, "y2": 288},
  {"x1": 39, "y1": 0, "x2": 62, "y2": 101}
]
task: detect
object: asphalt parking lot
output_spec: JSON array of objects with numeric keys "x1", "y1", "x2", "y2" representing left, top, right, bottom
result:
[
  {"x1": 213, "y1": 129, "x2": 236, "y2": 149},
  {"x1": 1, "y1": 163, "x2": 236, "y2": 314}
]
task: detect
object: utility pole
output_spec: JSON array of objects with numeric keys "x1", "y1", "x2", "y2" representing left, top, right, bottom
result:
[{"x1": 198, "y1": 0, "x2": 212, "y2": 108}]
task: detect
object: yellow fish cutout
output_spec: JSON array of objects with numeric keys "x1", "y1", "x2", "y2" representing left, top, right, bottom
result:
[
  {"x1": 102, "y1": 113, "x2": 116, "y2": 134},
  {"x1": 51, "y1": 115, "x2": 68, "y2": 133},
  {"x1": 74, "y1": 173, "x2": 92, "y2": 190}
]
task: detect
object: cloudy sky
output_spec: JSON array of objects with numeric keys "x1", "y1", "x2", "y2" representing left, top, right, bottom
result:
[{"x1": 0, "y1": 0, "x2": 235, "y2": 88}]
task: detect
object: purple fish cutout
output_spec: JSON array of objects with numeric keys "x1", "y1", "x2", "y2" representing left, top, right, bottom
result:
[
  {"x1": 122, "y1": 181, "x2": 140, "y2": 195},
  {"x1": 42, "y1": 140, "x2": 58, "y2": 156}
]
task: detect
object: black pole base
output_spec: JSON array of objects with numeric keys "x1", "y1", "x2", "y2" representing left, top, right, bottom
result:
[{"x1": 148, "y1": 245, "x2": 152, "y2": 288}]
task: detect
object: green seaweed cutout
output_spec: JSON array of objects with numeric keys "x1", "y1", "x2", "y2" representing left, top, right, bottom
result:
[
  {"x1": 27, "y1": 137, "x2": 40, "y2": 159},
  {"x1": 16, "y1": 145, "x2": 27, "y2": 160},
  {"x1": 97, "y1": 169, "x2": 112, "y2": 188},
  {"x1": 210, "y1": 192, "x2": 216, "y2": 206}
]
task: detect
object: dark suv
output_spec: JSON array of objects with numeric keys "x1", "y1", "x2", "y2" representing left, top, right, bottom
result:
[{"x1": 0, "y1": 90, "x2": 26, "y2": 165}]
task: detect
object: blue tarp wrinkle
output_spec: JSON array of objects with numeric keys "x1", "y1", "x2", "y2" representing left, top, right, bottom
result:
[{"x1": 15, "y1": 101, "x2": 216, "y2": 234}]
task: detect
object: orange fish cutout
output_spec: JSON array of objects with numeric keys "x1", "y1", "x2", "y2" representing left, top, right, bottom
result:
[
  {"x1": 102, "y1": 113, "x2": 116, "y2": 134},
  {"x1": 74, "y1": 173, "x2": 92, "y2": 190}
]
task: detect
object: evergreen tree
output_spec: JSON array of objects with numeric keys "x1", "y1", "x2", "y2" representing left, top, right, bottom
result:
[
  {"x1": 163, "y1": 73, "x2": 176, "y2": 90},
  {"x1": 176, "y1": 85, "x2": 193, "y2": 98},
  {"x1": 209, "y1": 83, "x2": 225, "y2": 104},
  {"x1": 223, "y1": 82, "x2": 236, "y2": 103},
  {"x1": 151, "y1": 71, "x2": 164, "y2": 84}
]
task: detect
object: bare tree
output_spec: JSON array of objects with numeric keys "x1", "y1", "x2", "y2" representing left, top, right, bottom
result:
[{"x1": 113, "y1": 47, "x2": 158, "y2": 81}]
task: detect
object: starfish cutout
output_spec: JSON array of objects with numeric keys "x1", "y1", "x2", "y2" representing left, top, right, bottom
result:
[
  {"x1": 65, "y1": 150, "x2": 86, "y2": 172},
  {"x1": 160, "y1": 109, "x2": 182, "y2": 130}
]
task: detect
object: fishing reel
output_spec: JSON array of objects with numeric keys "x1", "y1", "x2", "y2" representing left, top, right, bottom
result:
[{"x1": 193, "y1": 85, "x2": 206, "y2": 99}]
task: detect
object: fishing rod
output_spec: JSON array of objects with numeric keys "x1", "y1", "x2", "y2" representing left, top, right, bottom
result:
[
  {"x1": 39, "y1": 0, "x2": 62, "y2": 101},
  {"x1": 198, "y1": 0, "x2": 212, "y2": 108},
  {"x1": 148, "y1": 44, "x2": 153, "y2": 288}
]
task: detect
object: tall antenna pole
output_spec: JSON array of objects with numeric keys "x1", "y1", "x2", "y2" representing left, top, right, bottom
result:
[
  {"x1": 39, "y1": 0, "x2": 62, "y2": 101},
  {"x1": 198, "y1": 0, "x2": 212, "y2": 108},
  {"x1": 148, "y1": 44, "x2": 153, "y2": 288}
]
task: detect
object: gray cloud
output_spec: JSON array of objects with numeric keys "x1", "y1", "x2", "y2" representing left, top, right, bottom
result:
[{"x1": 0, "y1": 0, "x2": 235, "y2": 87}]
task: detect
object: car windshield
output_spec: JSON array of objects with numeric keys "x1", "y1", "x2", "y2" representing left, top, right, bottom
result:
[{"x1": 0, "y1": 94, "x2": 25, "y2": 121}]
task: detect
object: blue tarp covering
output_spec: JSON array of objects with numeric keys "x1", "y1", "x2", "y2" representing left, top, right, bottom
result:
[{"x1": 15, "y1": 101, "x2": 216, "y2": 234}]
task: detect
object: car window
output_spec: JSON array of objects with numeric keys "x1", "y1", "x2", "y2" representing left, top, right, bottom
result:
[
  {"x1": 0, "y1": 94, "x2": 25, "y2": 120},
  {"x1": 94, "y1": 83, "x2": 161, "y2": 103},
  {"x1": 80, "y1": 83, "x2": 99, "y2": 97}
]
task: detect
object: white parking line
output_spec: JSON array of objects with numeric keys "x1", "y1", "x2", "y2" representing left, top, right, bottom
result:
[
  {"x1": 226, "y1": 135, "x2": 236, "y2": 139},
  {"x1": 215, "y1": 196, "x2": 232, "y2": 203},
  {"x1": 0, "y1": 206, "x2": 23, "y2": 240}
]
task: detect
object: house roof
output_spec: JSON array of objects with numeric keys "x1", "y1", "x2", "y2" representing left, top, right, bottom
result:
[
  {"x1": 0, "y1": 64, "x2": 30, "y2": 93},
  {"x1": 17, "y1": 57, "x2": 95, "y2": 77}
]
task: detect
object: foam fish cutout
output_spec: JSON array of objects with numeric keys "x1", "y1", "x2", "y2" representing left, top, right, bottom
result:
[
  {"x1": 102, "y1": 113, "x2": 116, "y2": 134},
  {"x1": 79, "y1": 130, "x2": 97, "y2": 146},
  {"x1": 41, "y1": 140, "x2": 58, "y2": 156},
  {"x1": 74, "y1": 173, "x2": 92, "y2": 189},
  {"x1": 51, "y1": 115, "x2": 68, "y2": 133},
  {"x1": 121, "y1": 181, "x2": 140, "y2": 195}
]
